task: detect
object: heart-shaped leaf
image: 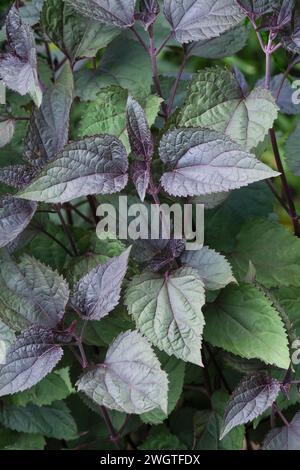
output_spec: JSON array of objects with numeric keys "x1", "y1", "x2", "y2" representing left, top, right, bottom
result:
[
  {"x1": 18, "y1": 135, "x2": 128, "y2": 203},
  {"x1": 159, "y1": 128, "x2": 279, "y2": 197},
  {"x1": 77, "y1": 330, "x2": 168, "y2": 414},
  {"x1": 263, "y1": 411, "x2": 300, "y2": 450}
]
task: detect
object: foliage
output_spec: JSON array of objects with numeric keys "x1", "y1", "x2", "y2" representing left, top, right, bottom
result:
[{"x1": 0, "y1": 0, "x2": 300, "y2": 451}]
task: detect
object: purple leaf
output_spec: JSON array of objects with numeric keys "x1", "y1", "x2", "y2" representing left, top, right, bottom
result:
[
  {"x1": 70, "y1": 248, "x2": 131, "y2": 320},
  {"x1": 139, "y1": 0, "x2": 160, "y2": 30},
  {"x1": 18, "y1": 135, "x2": 129, "y2": 204},
  {"x1": 221, "y1": 372, "x2": 281, "y2": 438},
  {"x1": 263, "y1": 411, "x2": 300, "y2": 450},
  {"x1": 0, "y1": 195, "x2": 37, "y2": 248},
  {"x1": 0, "y1": 118, "x2": 15, "y2": 148},
  {"x1": 131, "y1": 160, "x2": 150, "y2": 202},
  {"x1": 257, "y1": 74, "x2": 300, "y2": 115},
  {"x1": 65, "y1": 0, "x2": 137, "y2": 28},
  {"x1": 126, "y1": 96, "x2": 154, "y2": 160},
  {"x1": 281, "y1": 3, "x2": 300, "y2": 54},
  {"x1": 24, "y1": 63, "x2": 74, "y2": 169},
  {"x1": 0, "y1": 165, "x2": 37, "y2": 190},
  {"x1": 0, "y1": 6, "x2": 42, "y2": 106},
  {"x1": 0, "y1": 326, "x2": 63, "y2": 396},
  {"x1": 148, "y1": 239, "x2": 185, "y2": 272},
  {"x1": 236, "y1": 0, "x2": 281, "y2": 17}
]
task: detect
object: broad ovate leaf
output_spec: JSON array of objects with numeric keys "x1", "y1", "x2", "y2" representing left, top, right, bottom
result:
[
  {"x1": 0, "y1": 326, "x2": 63, "y2": 396},
  {"x1": 163, "y1": 0, "x2": 244, "y2": 44},
  {"x1": 65, "y1": 0, "x2": 136, "y2": 28},
  {"x1": 126, "y1": 96, "x2": 154, "y2": 159},
  {"x1": 221, "y1": 373, "x2": 281, "y2": 438},
  {"x1": 178, "y1": 67, "x2": 279, "y2": 151},
  {"x1": 204, "y1": 284, "x2": 290, "y2": 369},
  {"x1": 18, "y1": 135, "x2": 128, "y2": 204},
  {"x1": 131, "y1": 160, "x2": 150, "y2": 202},
  {"x1": 263, "y1": 411, "x2": 300, "y2": 450},
  {"x1": 42, "y1": 0, "x2": 119, "y2": 61},
  {"x1": 0, "y1": 255, "x2": 69, "y2": 330},
  {"x1": 0, "y1": 165, "x2": 37, "y2": 190},
  {"x1": 159, "y1": 128, "x2": 279, "y2": 197},
  {"x1": 125, "y1": 267, "x2": 206, "y2": 365},
  {"x1": 181, "y1": 246, "x2": 236, "y2": 291},
  {"x1": 24, "y1": 62, "x2": 74, "y2": 169},
  {"x1": 0, "y1": 195, "x2": 37, "y2": 248},
  {"x1": 70, "y1": 248, "x2": 131, "y2": 320},
  {"x1": 0, "y1": 119, "x2": 15, "y2": 148},
  {"x1": 0, "y1": 6, "x2": 42, "y2": 107},
  {"x1": 77, "y1": 330, "x2": 168, "y2": 414}
]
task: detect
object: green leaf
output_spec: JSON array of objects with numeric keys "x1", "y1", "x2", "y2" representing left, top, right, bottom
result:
[
  {"x1": 277, "y1": 287, "x2": 300, "y2": 337},
  {"x1": 285, "y1": 118, "x2": 300, "y2": 176},
  {"x1": 7, "y1": 368, "x2": 74, "y2": 407},
  {"x1": 77, "y1": 330, "x2": 169, "y2": 414},
  {"x1": 0, "y1": 401, "x2": 78, "y2": 440},
  {"x1": 231, "y1": 219, "x2": 300, "y2": 288},
  {"x1": 126, "y1": 268, "x2": 206, "y2": 365},
  {"x1": 141, "y1": 352, "x2": 185, "y2": 425},
  {"x1": 18, "y1": 135, "x2": 128, "y2": 204},
  {"x1": 177, "y1": 67, "x2": 278, "y2": 151},
  {"x1": 181, "y1": 246, "x2": 236, "y2": 291},
  {"x1": 204, "y1": 284, "x2": 290, "y2": 369},
  {"x1": 42, "y1": 0, "x2": 119, "y2": 61},
  {"x1": 139, "y1": 424, "x2": 187, "y2": 450},
  {"x1": 78, "y1": 86, "x2": 161, "y2": 153},
  {"x1": 0, "y1": 429, "x2": 46, "y2": 450}
]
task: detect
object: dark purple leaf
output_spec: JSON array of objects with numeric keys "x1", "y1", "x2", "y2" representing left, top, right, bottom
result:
[
  {"x1": 0, "y1": 326, "x2": 63, "y2": 396},
  {"x1": 126, "y1": 96, "x2": 154, "y2": 160},
  {"x1": 0, "y1": 6, "x2": 42, "y2": 106},
  {"x1": 232, "y1": 65, "x2": 249, "y2": 96},
  {"x1": 65, "y1": 0, "x2": 136, "y2": 28},
  {"x1": 70, "y1": 248, "x2": 131, "y2": 320},
  {"x1": 24, "y1": 63, "x2": 74, "y2": 169},
  {"x1": 0, "y1": 165, "x2": 37, "y2": 190},
  {"x1": 221, "y1": 372, "x2": 281, "y2": 438},
  {"x1": 280, "y1": 3, "x2": 300, "y2": 54},
  {"x1": 139, "y1": 0, "x2": 160, "y2": 30},
  {"x1": 0, "y1": 195, "x2": 37, "y2": 248},
  {"x1": 131, "y1": 160, "x2": 150, "y2": 202},
  {"x1": 263, "y1": 411, "x2": 300, "y2": 450},
  {"x1": 236, "y1": 0, "x2": 281, "y2": 17}
]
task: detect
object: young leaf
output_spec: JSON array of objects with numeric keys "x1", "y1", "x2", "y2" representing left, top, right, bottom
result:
[
  {"x1": 147, "y1": 239, "x2": 186, "y2": 273},
  {"x1": 0, "y1": 165, "x2": 37, "y2": 190},
  {"x1": 204, "y1": 284, "x2": 290, "y2": 369},
  {"x1": 125, "y1": 268, "x2": 206, "y2": 365},
  {"x1": 126, "y1": 96, "x2": 154, "y2": 160},
  {"x1": 77, "y1": 330, "x2": 169, "y2": 414},
  {"x1": 163, "y1": 0, "x2": 244, "y2": 44},
  {"x1": 0, "y1": 6, "x2": 42, "y2": 107},
  {"x1": 70, "y1": 248, "x2": 131, "y2": 320},
  {"x1": 131, "y1": 160, "x2": 150, "y2": 202},
  {"x1": 42, "y1": 0, "x2": 119, "y2": 61},
  {"x1": 159, "y1": 128, "x2": 279, "y2": 197},
  {"x1": 221, "y1": 373, "x2": 281, "y2": 439},
  {"x1": 18, "y1": 135, "x2": 129, "y2": 203},
  {"x1": 0, "y1": 401, "x2": 78, "y2": 440},
  {"x1": 285, "y1": 119, "x2": 300, "y2": 176},
  {"x1": 0, "y1": 255, "x2": 69, "y2": 329},
  {"x1": 0, "y1": 195, "x2": 37, "y2": 248},
  {"x1": 0, "y1": 119, "x2": 15, "y2": 147},
  {"x1": 263, "y1": 411, "x2": 300, "y2": 450},
  {"x1": 139, "y1": 0, "x2": 160, "y2": 30},
  {"x1": 231, "y1": 219, "x2": 300, "y2": 287},
  {"x1": 177, "y1": 67, "x2": 279, "y2": 151},
  {"x1": 65, "y1": 0, "x2": 136, "y2": 28},
  {"x1": 139, "y1": 425, "x2": 187, "y2": 450},
  {"x1": 24, "y1": 62, "x2": 74, "y2": 169},
  {"x1": 0, "y1": 326, "x2": 64, "y2": 396},
  {"x1": 181, "y1": 246, "x2": 236, "y2": 291}
]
